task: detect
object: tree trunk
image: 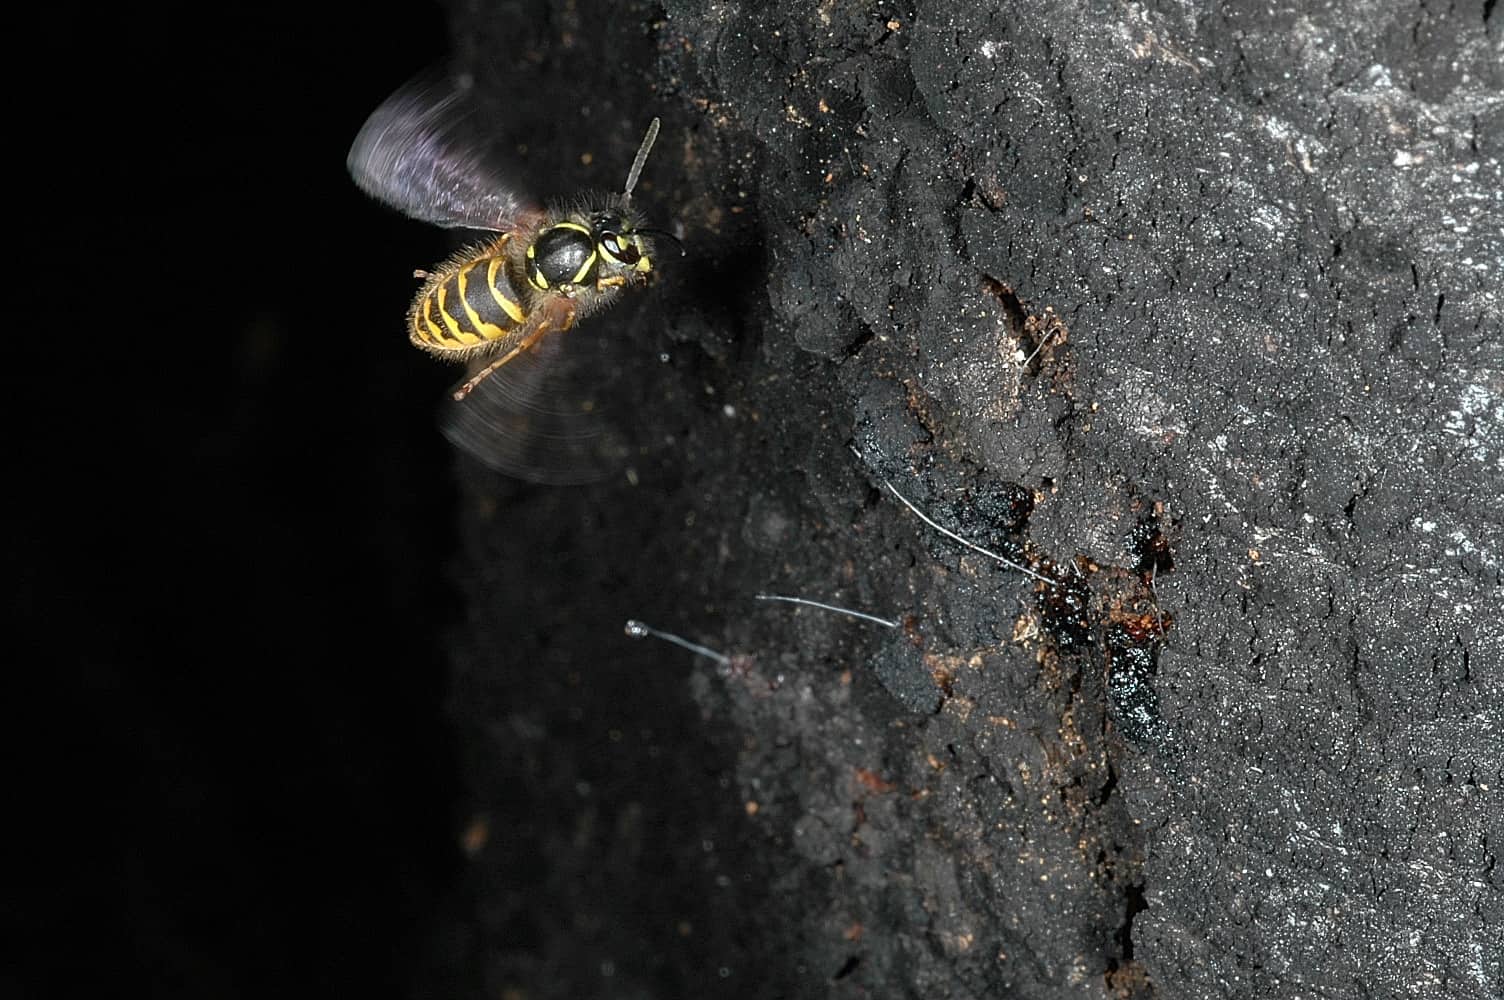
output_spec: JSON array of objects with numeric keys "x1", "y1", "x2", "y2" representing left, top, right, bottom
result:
[{"x1": 436, "y1": 2, "x2": 1503, "y2": 997}]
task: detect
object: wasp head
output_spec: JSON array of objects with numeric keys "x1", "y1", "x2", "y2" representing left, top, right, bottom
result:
[
  {"x1": 522, "y1": 119, "x2": 673, "y2": 313},
  {"x1": 523, "y1": 205, "x2": 656, "y2": 311}
]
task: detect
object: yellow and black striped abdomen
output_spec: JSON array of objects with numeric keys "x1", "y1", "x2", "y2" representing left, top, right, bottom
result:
[{"x1": 408, "y1": 236, "x2": 530, "y2": 358}]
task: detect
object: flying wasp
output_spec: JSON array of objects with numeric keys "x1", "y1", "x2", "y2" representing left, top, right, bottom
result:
[{"x1": 347, "y1": 73, "x2": 669, "y2": 481}]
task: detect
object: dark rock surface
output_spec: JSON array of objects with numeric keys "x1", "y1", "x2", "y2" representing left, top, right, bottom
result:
[{"x1": 432, "y1": 1, "x2": 1501, "y2": 998}]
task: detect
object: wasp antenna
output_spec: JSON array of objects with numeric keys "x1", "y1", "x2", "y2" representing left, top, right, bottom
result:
[
  {"x1": 622, "y1": 117, "x2": 661, "y2": 204},
  {"x1": 624, "y1": 619, "x2": 730, "y2": 666},
  {"x1": 883, "y1": 480, "x2": 1057, "y2": 586},
  {"x1": 754, "y1": 593, "x2": 900, "y2": 629}
]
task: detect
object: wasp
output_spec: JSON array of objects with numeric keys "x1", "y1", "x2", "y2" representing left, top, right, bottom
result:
[{"x1": 347, "y1": 73, "x2": 669, "y2": 480}]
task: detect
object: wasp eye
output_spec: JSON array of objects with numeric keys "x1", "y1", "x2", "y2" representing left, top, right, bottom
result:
[{"x1": 600, "y1": 231, "x2": 640, "y2": 265}]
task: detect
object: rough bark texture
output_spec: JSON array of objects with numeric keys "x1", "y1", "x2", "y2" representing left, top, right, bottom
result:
[{"x1": 432, "y1": 2, "x2": 1502, "y2": 998}]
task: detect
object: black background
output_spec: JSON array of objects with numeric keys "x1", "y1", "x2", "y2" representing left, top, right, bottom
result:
[{"x1": 18, "y1": 4, "x2": 463, "y2": 996}]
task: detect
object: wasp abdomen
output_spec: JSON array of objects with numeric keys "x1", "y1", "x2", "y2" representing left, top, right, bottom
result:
[{"x1": 408, "y1": 236, "x2": 529, "y2": 357}]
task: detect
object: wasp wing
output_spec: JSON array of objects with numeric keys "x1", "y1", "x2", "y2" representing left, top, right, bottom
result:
[
  {"x1": 347, "y1": 72, "x2": 541, "y2": 232},
  {"x1": 439, "y1": 322, "x2": 638, "y2": 485}
]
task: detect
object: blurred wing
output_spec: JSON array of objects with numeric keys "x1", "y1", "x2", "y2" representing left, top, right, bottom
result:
[
  {"x1": 439, "y1": 323, "x2": 637, "y2": 485},
  {"x1": 347, "y1": 72, "x2": 539, "y2": 232}
]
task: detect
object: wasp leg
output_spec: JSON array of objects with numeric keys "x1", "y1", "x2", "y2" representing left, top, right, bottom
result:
[{"x1": 451, "y1": 297, "x2": 578, "y2": 401}]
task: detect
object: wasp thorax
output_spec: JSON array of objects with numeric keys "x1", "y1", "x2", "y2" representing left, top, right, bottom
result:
[{"x1": 527, "y1": 222, "x2": 597, "y2": 290}]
